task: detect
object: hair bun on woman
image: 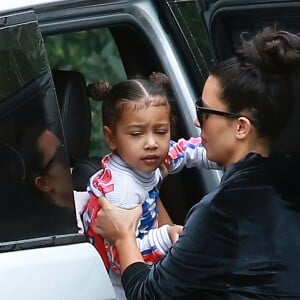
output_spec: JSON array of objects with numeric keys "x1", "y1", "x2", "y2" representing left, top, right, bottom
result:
[
  {"x1": 239, "y1": 26, "x2": 300, "y2": 74},
  {"x1": 86, "y1": 81, "x2": 111, "y2": 101}
]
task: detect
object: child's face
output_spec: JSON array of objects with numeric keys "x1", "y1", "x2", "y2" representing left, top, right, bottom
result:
[{"x1": 109, "y1": 102, "x2": 171, "y2": 173}]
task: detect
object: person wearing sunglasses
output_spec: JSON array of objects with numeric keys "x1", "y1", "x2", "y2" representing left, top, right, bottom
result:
[
  {"x1": 17, "y1": 126, "x2": 77, "y2": 236},
  {"x1": 93, "y1": 26, "x2": 300, "y2": 299},
  {"x1": 20, "y1": 127, "x2": 74, "y2": 209}
]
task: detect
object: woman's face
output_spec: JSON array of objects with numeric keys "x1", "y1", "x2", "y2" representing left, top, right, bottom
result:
[{"x1": 195, "y1": 75, "x2": 238, "y2": 168}]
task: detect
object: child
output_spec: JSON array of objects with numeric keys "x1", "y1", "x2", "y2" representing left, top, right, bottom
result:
[{"x1": 82, "y1": 73, "x2": 220, "y2": 299}]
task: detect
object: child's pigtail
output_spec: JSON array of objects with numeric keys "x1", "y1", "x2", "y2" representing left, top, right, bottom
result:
[
  {"x1": 86, "y1": 81, "x2": 111, "y2": 101},
  {"x1": 148, "y1": 72, "x2": 170, "y2": 89}
]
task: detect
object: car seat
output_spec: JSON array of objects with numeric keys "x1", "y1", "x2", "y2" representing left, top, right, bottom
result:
[
  {"x1": 52, "y1": 69, "x2": 91, "y2": 167},
  {"x1": 51, "y1": 69, "x2": 101, "y2": 191}
]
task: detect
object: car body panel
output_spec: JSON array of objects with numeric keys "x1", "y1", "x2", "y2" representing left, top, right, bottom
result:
[
  {"x1": 0, "y1": 242, "x2": 115, "y2": 300},
  {"x1": 0, "y1": 5, "x2": 116, "y2": 300}
]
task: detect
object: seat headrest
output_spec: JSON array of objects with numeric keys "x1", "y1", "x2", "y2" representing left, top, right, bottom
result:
[
  {"x1": 52, "y1": 69, "x2": 91, "y2": 166},
  {"x1": 72, "y1": 156, "x2": 102, "y2": 191}
]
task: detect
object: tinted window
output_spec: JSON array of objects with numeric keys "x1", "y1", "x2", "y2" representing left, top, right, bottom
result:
[
  {"x1": 0, "y1": 12, "x2": 77, "y2": 243},
  {"x1": 158, "y1": 1, "x2": 215, "y2": 91}
]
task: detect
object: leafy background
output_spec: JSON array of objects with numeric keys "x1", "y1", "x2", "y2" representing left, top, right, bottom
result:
[{"x1": 44, "y1": 28, "x2": 126, "y2": 157}]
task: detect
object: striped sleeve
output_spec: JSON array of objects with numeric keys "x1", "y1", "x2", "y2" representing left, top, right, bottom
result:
[
  {"x1": 107, "y1": 225, "x2": 172, "y2": 273},
  {"x1": 136, "y1": 225, "x2": 172, "y2": 264},
  {"x1": 165, "y1": 137, "x2": 221, "y2": 174}
]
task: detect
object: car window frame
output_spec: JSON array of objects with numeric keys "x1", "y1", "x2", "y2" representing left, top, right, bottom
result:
[{"x1": 0, "y1": 9, "x2": 82, "y2": 250}]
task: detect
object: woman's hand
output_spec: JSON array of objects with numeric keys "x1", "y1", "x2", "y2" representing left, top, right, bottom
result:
[
  {"x1": 94, "y1": 196, "x2": 144, "y2": 272},
  {"x1": 93, "y1": 196, "x2": 142, "y2": 246}
]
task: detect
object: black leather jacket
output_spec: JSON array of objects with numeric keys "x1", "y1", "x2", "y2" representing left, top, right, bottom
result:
[{"x1": 122, "y1": 152, "x2": 300, "y2": 299}]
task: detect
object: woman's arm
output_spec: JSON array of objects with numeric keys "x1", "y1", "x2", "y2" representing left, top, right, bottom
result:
[
  {"x1": 94, "y1": 194, "x2": 237, "y2": 299},
  {"x1": 94, "y1": 196, "x2": 144, "y2": 273},
  {"x1": 115, "y1": 235, "x2": 144, "y2": 273}
]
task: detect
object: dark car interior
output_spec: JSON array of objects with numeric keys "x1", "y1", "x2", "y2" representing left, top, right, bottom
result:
[{"x1": 0, "y1": 15, "x2": 80, "y2": 245}]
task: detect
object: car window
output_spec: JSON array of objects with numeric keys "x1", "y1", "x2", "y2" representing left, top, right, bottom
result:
[
  {"x1": 44, "y1": 28, "x2": 126, "y2": 157},
  {"x1": 156, "y1": 1, "x2": 215, "y2": 91},
  {"x1": 0, "y1": 12, "x2": 77, "y2": 243}
]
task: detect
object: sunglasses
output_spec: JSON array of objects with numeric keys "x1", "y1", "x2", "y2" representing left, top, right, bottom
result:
[
  {"x1": 39, "y1": 144, "x2": 67, "y2": 175},
  {"x1": 195, "y1": 101, "x2": 255, "y2": 127}
]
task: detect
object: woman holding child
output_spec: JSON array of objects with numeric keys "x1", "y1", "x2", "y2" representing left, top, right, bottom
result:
[{"x1": 94, "y1": 26, "x2": 300, "y2": 299}]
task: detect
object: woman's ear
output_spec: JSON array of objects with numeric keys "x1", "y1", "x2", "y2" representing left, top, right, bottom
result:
[
  {"x1": 236, "y1": 117, "x2": 252, "y2": 140},
  {"x1": 35, "y1": 176, "x2": 51, "y2": 192},
  {"x1": 103, "y1": 126, "x2": 116, "y2": 150}
]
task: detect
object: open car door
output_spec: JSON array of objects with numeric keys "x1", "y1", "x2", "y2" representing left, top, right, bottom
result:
[{"x1": 0, "y1": 10, "x2": 115, "y2": 300}]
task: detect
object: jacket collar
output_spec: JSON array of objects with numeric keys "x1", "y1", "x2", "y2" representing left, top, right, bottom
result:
[{"x1": 221, "y1": 152, "x2": 266, "y2": 183}]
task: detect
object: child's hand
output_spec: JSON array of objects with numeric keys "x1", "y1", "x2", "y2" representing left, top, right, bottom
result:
[
  {"x1": 167, "y1": 224, "x2": 183, "y2": 244},
  {"x1": 159, "y1": 163, "x2": 169, "y2": 178}
]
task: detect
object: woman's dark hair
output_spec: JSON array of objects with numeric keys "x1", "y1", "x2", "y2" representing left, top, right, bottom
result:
[
  {"x1": 210, "y1": 26, "x2": 300, "y2": 139},
  {"x1": 87, "y1": 72, "x2": 172, "y2": 131}
]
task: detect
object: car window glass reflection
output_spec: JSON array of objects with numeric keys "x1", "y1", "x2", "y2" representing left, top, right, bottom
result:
[{"x1": 0, "y1": 14, "x2": 77, "y2": 242}]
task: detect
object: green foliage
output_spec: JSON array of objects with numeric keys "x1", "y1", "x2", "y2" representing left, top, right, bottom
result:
[{"x1": 44, "y1": 28, "x2": 126, "y2": 156}]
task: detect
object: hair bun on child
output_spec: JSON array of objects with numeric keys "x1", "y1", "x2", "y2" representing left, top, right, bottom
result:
[
  {"x1": 148, "y1": 72, "x2": 170, "y2": 87},
  {"x1": 86, "y1": 81, "x2": 111, "y2": 101}
]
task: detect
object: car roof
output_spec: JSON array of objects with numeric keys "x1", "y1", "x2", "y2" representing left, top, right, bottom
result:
[
  {"x1": 1, "y1": 0, "x2": 63, "y2": 12},
  {"x1": 0, "y1": 0, "x2": 128, "y2": 13}
]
